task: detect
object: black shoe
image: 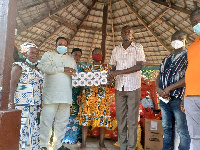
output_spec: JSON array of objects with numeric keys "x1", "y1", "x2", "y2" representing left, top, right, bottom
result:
[
  {"x1": 57, "y1": 145, "x2": 70, "y2": 150},
  {"x1": 40, "y1": 147, "x2": 47, "y2": 150}
]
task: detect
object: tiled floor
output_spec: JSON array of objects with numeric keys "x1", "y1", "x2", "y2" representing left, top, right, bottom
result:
[{"x1": 63, "y1": 137, "x2": 120, "y2": 150}]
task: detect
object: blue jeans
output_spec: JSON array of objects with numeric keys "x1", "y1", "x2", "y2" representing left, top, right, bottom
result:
[{"x1": 160, "y1": 96, "x2": 191, "y2": 150}]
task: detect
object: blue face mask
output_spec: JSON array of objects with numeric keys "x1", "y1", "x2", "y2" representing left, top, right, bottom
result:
[
  {"x1": 26, "y1": 59, "x2": 38, "y2": 65},
  {"x1": 193, "y1": 23, "x2": 200, "y2": 35},
  {"x1": 57, "y1": 46, "x2": 67, "y2": 54}
]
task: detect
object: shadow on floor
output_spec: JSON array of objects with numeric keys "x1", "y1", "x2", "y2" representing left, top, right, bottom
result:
[{"x1": 63, "y1": 137, "x2": 120, "y2": 150}]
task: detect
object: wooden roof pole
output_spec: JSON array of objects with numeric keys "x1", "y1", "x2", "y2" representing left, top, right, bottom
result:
[
  {"x1": 87, "y1": 32, "x2": 96, "y2": 63},
  {"x1": 110, "y1": 0, "x2": 115, "y2": 48},
  {"x1": 101, "y1": 1, "x2": 108, "y2": 63},
  {"x1": 151, "y1": 0, "x2": 191, "y2": 15},
  {"x1": 123, "y1": 0, "x2": 172, "y2": 53},
  {"x1": 68, "y1": 0, "x2": 97, "y2": 44},
  {"x1": 17, "y1": 0, "x2": 76, "y2": 34},
  {"x1": 0, "y1": 0, "x2": 18, "y2": 110}
]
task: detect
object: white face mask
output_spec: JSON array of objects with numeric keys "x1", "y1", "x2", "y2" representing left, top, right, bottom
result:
[{"x1": 171, "y1": 40, "x2": 184, "y2": 49}]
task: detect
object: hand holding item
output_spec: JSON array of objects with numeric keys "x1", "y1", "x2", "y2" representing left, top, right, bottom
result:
[
  {"x1": 64, "y1": 67, "x2": 76, "y2": 75},
  {"x1": 157, "y1": 87, "x2": 165, "y2": 97},
  {"x1": 163, "y1": 86, "x2": 171, "y2": 96},
  {"x1": 180, "y1": 98, "x2": 185, "y2": 113},
  {"x1": 109, "y1": 70, "x2": 121, "y2": 77}
]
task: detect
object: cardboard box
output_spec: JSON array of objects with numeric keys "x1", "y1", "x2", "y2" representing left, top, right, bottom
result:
[{"x1": 144, "y1": 119, "x2": 163, "y2": 150}]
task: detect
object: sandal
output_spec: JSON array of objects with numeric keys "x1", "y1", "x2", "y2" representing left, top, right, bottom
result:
[
  {"x1": 79, "y1": 144, "x2": 86, "y2": 150},
  {"x1": 99, "y1": 142, "x2": 107, "y2": 150}
]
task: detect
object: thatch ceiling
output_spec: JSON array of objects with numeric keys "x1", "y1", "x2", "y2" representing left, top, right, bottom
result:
[{"x1": 15, "y1": 0, "x2": 200, "y2": 65}]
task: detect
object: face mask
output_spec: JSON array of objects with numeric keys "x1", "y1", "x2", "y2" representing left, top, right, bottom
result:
[
  {"x1": 57, "y1": 46, "x2": 67, "y2": 54},
  {"x1": 193, "y1": 23, "x2": 200, "y2": 35},
  {"x1": 92, "y1": 54, "x2": 102, "y2": 62},
  {"x1": 171, "y1": 40, "x2": 184, "y2": 49},
  {"x1": 26, "y1": 59, "x2": 38, "y2": 65}
]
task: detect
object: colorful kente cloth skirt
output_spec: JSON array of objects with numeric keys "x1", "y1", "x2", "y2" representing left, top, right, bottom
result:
[
  {"x1": 15, "y1": 104, "x2": 40, "y2": 150},
  {"x1": 77, "y1": 86, "x2": 112, "y2": 128}
]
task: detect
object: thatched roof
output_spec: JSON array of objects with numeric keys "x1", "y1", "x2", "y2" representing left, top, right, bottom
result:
[{"x1": 15, "y1": 0, "x2": 200, "y2": 65}]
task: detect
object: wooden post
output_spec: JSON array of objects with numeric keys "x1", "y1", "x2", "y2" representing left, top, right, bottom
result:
[
  {"x1": 101, "y1": 2, "x2": 108, "y2": 63},
  {"x1": 0, "y1": 1, "x2": 21, "y2": 150},
  {"x1": 0, "y1": 0, "x2": 18, "y2": 110}
]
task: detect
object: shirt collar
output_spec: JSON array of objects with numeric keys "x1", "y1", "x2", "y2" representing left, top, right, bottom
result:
[{"x1": 119, "y1": 42, "x2": 136, "y2": 48}]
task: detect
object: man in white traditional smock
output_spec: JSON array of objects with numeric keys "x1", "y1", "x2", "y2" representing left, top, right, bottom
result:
[
  {"x1": 109, "y1": 26, "x2": 146, "y2": 150},
  {"x1": 39, "y1": 37, "x2": 77, "y2": 150}
]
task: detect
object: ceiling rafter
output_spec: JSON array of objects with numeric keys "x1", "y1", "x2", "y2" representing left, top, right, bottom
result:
[
  {"x1": 70, "y1": 40, "x2": 115, "y2": 47},
  {"x1": 132, "y1": 0, "x2": 139, "y2": 5},
  {"x1": 110, "y1": 0, "x2": 115, "y2": 48},
  {"x1": 50, "y1": 15, "x2": 77, "y2": 31},
  {"x1": 101, "y1": 2, "x2": 109, "y2": 63},
  {"x1": 114, "y1": 19, "x2": 138, "y2": 26},
  {"x1": 64, "y1": 9, "x2": 81, "y2": 21},
  {"x1": 38, "y1": 25, "x2": 62, "y2": 48},
  {"x1": 138, "y1": 0, "x2": 151, "y2": 12},
  {"x1": 17, "y1": 0, "x2": 76, "y2": 34},
  {"x1": 18, "y1": 0, "x2": 48, "y2": 11},
  {"x1": 112, "y1": 0, "x2": 122, "y2": 5},
  {"x1": 68, "y1": 0, "x2": 98, "y2": 44},
  {"x1": 148, "y1": 8, "x2": 169, "y2": 27},
  {"x1": 87, "y1": 32, "x2": 96, "y2": 62},
  {"x1": 160, "y1": 17, "x2": 193, "y2": 43},
  {"x1": 32, "y1": 26, "x2": 51, "y2": 34},
  {"x1": 80, "y1": 25, "x2": 101, "y2": 32},
  {"x1": 143, "y1": 4, "x2": 160, "y2": 18},
  {"x1": 123, "y1": 0, "x2": 172, "y2": 53},
  {"x1": 113, "y1": 13, "x2": 133, "y2": 20},
  {"x1": 79, "y1": 25, "x2": 145, "y2": 34},
  {"x1": 112, "y1": 6, "x2": 127, "y2": 14},
  {"x1": 92, "y1": 8, "x2": 103, "y2": 12},
  {"x1": 21, "y1": 0, "x2": 35, "y2": 25},
  {"x1": 79, "y1": 0, "x2": 89, "y2": 9},
  {"x1": 71, "y1": 4, "x2": 85, "y2": 15},
  {"x1": 151, "y1": 0, "x2": 191, "y2": 15},
  {"x1": 17, "y1": 13, "x2": 26, "y2": 26}
]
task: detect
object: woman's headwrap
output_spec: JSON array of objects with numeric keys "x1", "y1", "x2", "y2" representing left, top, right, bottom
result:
[{"x1": 20, "y1": 42, "x2": 38, "y2": 54}]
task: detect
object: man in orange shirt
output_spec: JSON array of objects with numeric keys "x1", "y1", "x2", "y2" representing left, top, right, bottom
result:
[{"x1": 183, "y1": 7, "x2": 200, "y2": 150}]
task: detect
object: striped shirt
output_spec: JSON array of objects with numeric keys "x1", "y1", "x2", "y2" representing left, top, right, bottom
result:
[
  {"x1": 110, "y1": 42, "x2": 146, "y2": 91},
  {"x1": 159, "y1": 50, "x2": 188, "y2": 99}
]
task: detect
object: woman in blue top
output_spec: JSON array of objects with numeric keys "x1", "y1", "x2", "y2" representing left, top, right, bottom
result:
[
  {"x1": 9, "y1": 42, "x2": 43, "y2": 150},
  {"x1": 62, "y1": 48, "x2": 84, "y2": 145}
]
